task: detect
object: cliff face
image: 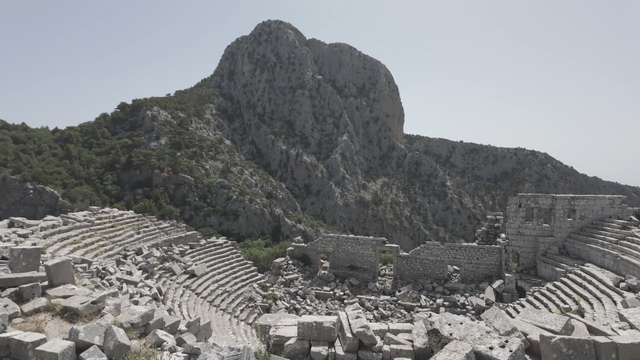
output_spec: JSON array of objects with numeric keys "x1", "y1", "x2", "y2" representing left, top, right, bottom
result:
[
  {"x1": 0, "y1": 177, "x2": 69, "y2": 220},
  {"x1": 2, "y1": 20, "x2": 639, "y2": 250}
]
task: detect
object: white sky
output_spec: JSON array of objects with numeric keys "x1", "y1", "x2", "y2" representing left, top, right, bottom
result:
[{"x1": 1, "y1": 1, "x2": 638, "y2": 186}]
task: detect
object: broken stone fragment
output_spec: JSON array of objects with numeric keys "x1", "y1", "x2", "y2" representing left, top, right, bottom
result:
[
  {"x1": 102, "y1": 325, "x2": 131, "y2": 360},
  {"x1": 145, "y1": 329, "x2": 176, "y2": 348},
  {"x1": 540, "y1": 334, "x2": 596, "y2": 360},
  {"x1": 518, "y1": 308, "x2": 574, "y2": 335},
  {"x1": 283, "y1": 338, "x2": 310, "y2": 359},
  {"x1": 337, "y1": 311, "x2": 359, "y2": 352},
  {"x1": 116, "y1": 305, "x2": 154, "y2": 328},
  {"x1": 60, "y1": 295, "x2": 105, "y2": 317},
  {"x1": 345, "y1": 304, "x2": 377, "y2": 346},
  {"x1": 20, "y1": 297, "x2": 48, "y2": 316},
  {"x1": 18, "y1": 282, "x2": 41, "y2": 301},
  {"x1": 68, "y1": 323, "x2": 107, "y2": 351},
  {"x1": 430, "y1": 340, "x2": 475, "y2": 360},
  {"x1": 78, "y1": 345, "x2": 107, "y2": 360}
]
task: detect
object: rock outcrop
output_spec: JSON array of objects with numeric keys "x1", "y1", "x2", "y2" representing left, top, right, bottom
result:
[{"x1": 0, "y1": 177, "x2": 68, "y2": 221}]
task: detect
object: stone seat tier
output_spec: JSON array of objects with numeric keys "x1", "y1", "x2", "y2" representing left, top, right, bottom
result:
[
  {"x1": 82, "y1": 227, "x2": 169, "y2": 258},
  {"x1": 582, "y1": 226, "x2": 628, "y2": 240},
  {"x1": 564, "y1": 238, "x2": 640, "y2": 279},
  {"x1": 57, "y1": 219, "x2": 151, "y2": 256},
  {"x1": 573, "y1": 269, "x2": 624, "y2": 308},
  {"x1": 578, "y1": 265, "x2": 626, "y2": 298},
  {"x1": 558, "y1": 276, "x2": 608, "y2": 324},
  {"x1": 185, "y1": 249, "x2": 241, "y2": 293},
  {"x1": 545, "y1": 284, "x2": 578, "y2": 309},
  {"x1": 201, "y1": 262, "x2": 255, "y2": 300},
  {"x1": 98, "y1": 229, "x2": 191, "y2": 260},
  {"x1": 43, "y1": 214, "x2": 144, "y2": 253},
  {"x1": 38, "y1": 210, "x2": 134, "y2": 239},
  {"x1": 184, "y1": 240, "x2": 230, "y2": 259},
  {"x1": 192, "y1": 256, "x2": 248, "y2": 296},
  {"x1": 565, "y1": 273, "x2": 619, "y2": 323},
  {"x1": 220, "y1": 273, "x2": 264, "y2": 314},
  {"x1": 566, "y1": 235, "x2": 640, "y2": 262},
  {"x1": 524, "y1": 293, "x2": 548, "y2": 311},
  {"x1": 531, "y1": 290, "x2": 559, "y2": 313},
  {"x1": 550, "y1": 281, "x2": 595, "y2": 322}
]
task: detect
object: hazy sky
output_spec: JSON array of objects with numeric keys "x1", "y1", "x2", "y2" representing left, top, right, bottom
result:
[{"x1": 1, "y1": 1, "x2": 638, "y2": 186}]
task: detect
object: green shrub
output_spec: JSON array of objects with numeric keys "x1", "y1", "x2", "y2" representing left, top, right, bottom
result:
[
  {"x1": 379, "y1": 253, "x2": 393, "y2": 266},
  {"x1": 239, "y1": 238, "x2": 290, "y2": 273}
]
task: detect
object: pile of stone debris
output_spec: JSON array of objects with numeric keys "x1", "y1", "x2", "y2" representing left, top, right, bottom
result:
[
  {"x1": 0, "y1": 243, "x2": 252, "y2": 360},
  {"x1": 256, "y1": 301, "x2": 624, "y2": 360},
  {"x1": 475, "y1": 212, "x2": 505, "y2": 246},
  {"x1": 264, "y1": 257, "x2": 502, "y2": 325}
]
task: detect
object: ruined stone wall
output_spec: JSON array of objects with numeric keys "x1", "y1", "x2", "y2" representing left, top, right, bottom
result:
[
  {"x1": 505, "y1": 194, "x2": 629, "y2": 269},
  {"x1": 288, "y1": 234, "x2": 388, "y2": 279},
  {"x1": 396, "y1": 242, "x2": 502, "y2": 282}
]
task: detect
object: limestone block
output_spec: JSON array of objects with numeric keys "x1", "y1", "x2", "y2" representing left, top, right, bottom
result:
[
  {"x1": 255, "y1": 314, "x2": 300, "y2": 342},
  {"x1": 0, "y1": 298, "x2": 21, "y2": 320},
  {"x1": 103, "y1": 326, "x2": 130, "y2": 360},
  {"x1": 44, "y1": 257, "x2": 75, "y2": 287},
  {"x1": 269, "y1": 325, "x2": 298, "y2": 346},
  {"x1": 389, "y1": 344, "x2": 413, "y2": 359},
  {"x1": 9, "y1": 332, "x2": 48, "y2": 360},
  {"x1": 618, "y1": 307, "x2": 640, "y2": 330},
  {"x1": 68, "y1": 323, "x2": 107, "y2": 351},
  {"x1": 9, "y1": 246, "x2": 41, "y2": 273},
  {"x1": 369, "y1": 323, "x2": 389, "y2": 338},
  {"x1": 484, "y1": 286, "x2": 496, "y2": 306},
  {"x1": 61, "y1": 295, "x2": 105, "y2": 317},
  {"x1": 145, "y1": 329, "x2": 176, "y2": 348},
  {"x1": 18, "y1": 282, "x2": 41, "y2": 301},
  {"x1": 297, "y1": 315, "x2": 338, "y2": 342},
  {"x1": 34, "y1": 339, "x2": 76, "y2": 360},
  {"x1": 591, "y1": 336, "x2": 617, "y2": 360},
  {"x1": 430, "y1": 340, "x2": 475, "y2": 360},
  {"x1": 190, "y1": 264, "x2": 207, "y2": 277},
  {"x1": 143, "y1": 311, "x2": 165, "y2": 335},
  {"x1": 334, "y1": 337, "x2": 357, "y2": 360},
  {"x1": 162, "y1": 313, "x2": 180, "y2": 334},
  {"x1": 518, "y1": 308, "x2": 574, "y2": 335},
  {"x1": 0, "y1": 308, "x2": 8, "y2": 333},
  {"x1": 509, "y1": 317, "x2": 550, "y2": 356},
  {"x1": 20, "y1": 297, "x2": 48, "y2": 316},
  {"x1": 196, "y1": 320, "x2": 212, "y2": 342},
  {"x1": 387, "y1": 323, "x2": 413, "y2": 335},
  {"x1": 357, "y1": 349, "x2": 382, "y2": 360},
  {"x1": 412, "y1": 316, "x2": 432, "y2": 360},
  {"x1": 116, "y1": 305, "x2": 154, "y2": 328},
  {"x1": 0, "y1": 272, "x2": 48, "y2": 287},
  {"x1": 610, "y1": 335, "x2": 640, "y2": 360},
  {"x1": 491, "y1": 279, "x2": 505, "y2": 293},
  {"x1": 78, "y1": 345, "x2": 107, "y2": 360},
  {"x1": 175, "y1": 333, "x2": 196, "y2": 347},
  {"x1": 283, "y1": 338, "x2": 310, "y2": 359},
  {"x1": 570, "y1": 320, "x2": 590, "y2": 338},
  {"x1": 345, "y1": 304, "x2": 377, "y2": 346},
  {"x1": 540, "y1": 334, "x2": 596, "y2": 360},
  {"x1": 621, "y1": 297, "x2": 640, "y2": 309},
  {"x1": 45, "y1": 284, "x2": 92, "y2": 299},
  {"x1": 310, "y1": 341, "x2": 329, "y2": 360},
  {"x1": 337, "y1": 311, "x2": 359, "y2": 352},
  {"x1": 184, "y1": 317, "x2": 200, "y2": 335}
]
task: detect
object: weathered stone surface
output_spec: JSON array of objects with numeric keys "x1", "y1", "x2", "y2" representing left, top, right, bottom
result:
[
  {"x1": 345, "y1": 304, "x2": 377, "y2": 346},
  {"x1": 297, "y1": 315, "x2": 338, "y2": 342},
  {"x1": 0, "y1": 298, "x2": 21, "y2": 320},
  {"x1": 44, "y1": 284, "x2": 92, "y2": 299},
  {"x1": 430, "y1": 340, "x2": 475, "y2": 360},
  {"x1": 540, "y1": 334, "x2": 596, "y2": 360},
  {"x1": 190, "y1": 264, "x2": 207, "y2": 277},
  {"x1": 618, "y1": 307, "x2": 640, "y2": 331},
  {"x1": 9, "y1": 246, "x2": 41, "y2": 273},
  {"x1": 518, "y1": 308, "x2": 574, "y2": 335},
  {"x1": 429, "y1": 313, "x2": 525, "y2": 360},
  {"x1": 196, "y1": 320, "x2": 212, "y2": 342},
  {"x1": 20, "y1": 297, "x2": 48, "y2": 315},
  {"x1": 61, "y1": 295, "x2": 105, "y2": 317},
  {"x1": 337, "y1": 311, "x2": 359, "y2": 352},
  {"x1": 357, "y1": 349, "x2": 382, "y2": 360},
  {"x1": 175, "y1": 333, "x2": 197, "y2": 347},
  {"x1": 0, "y1": 307, "x2": 8, "y2": 334},
  {"x1": 143, "y1": 311, "x2": 165, "y2": 336},
  {"x1": 610, "y1": 335, "x2": 640, "y2": 360},
  {"x1": 389, "y1": 344, "x2": 413, "y2": 359},
  {"x1": 310, "y1": 341, "x2": 329, "y2": 360},
  {"x1": 34, "y1": 339, "x2": 76, "y2": 360},
  {"x1": 509, "y1": 317, "x2": 550, "y2": 356},
  {"x1": 78, "y1": 345, "x2": 107, "y2": 360},
  {"x1": 9, "y1": 332, "x2": 48, "y2": 360},
  {"x1": 185, "y1": 317, "x2": 200, "y2": 335},
  {"x1": 481, "y1": 306, "x2": 521, "y2": 337},
  {"x1": 269, "y1": 325, "x2": 298, "y2": 346},
  {"x1": 116, "y1": 305, "x2": 154, "y2": 328},
  {"x1": 44, "y1": 257, "x2": 75, "y2": 287},
  {"x1": 18, "y1": 282, "x2": 41, "y2": 301},
  {"x1": 591, "y1": 336, "x2": 617, "y2": 360},
  {"x1": 0, "y1": 272, "x2": 47, "y2": 287},
  {"x1": 68, "y1": 323, "x2": 107, "y2": 351},
  {"x1": 283, "y1": 338, "x2": 310, "y2": 359},
  {"x1": 145, "y1": 329, "x2": 176, "y2": 348},
  {"x1": 162, "y1": 314, "x2": 180, "y2": 334},
  {"x1": 103, "y1": 325, "x2": 130, "y2": 360},
  {"x1": 255, "y1": 314, "x2": 300, "y2": 342},
  {"x1": 484, "y1": 286, "x2": 496, "y2": 305},
  {"x1": 412, "y1": 315, "x2": 433, "y2": 360},
  {"x1": 334, "y1": 337, "x2": 357, "y2": 360},
  {"x1": 621, "y1": 297, "x2": 640, "y2": 309}
]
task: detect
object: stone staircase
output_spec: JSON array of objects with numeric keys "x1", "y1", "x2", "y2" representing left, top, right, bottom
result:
[
  {"x1": 506, "y1": 218, "x2": 640, "y2": 328},
  {"x1": 26, "y1": 208, "x2": 263, "y2": 350}
]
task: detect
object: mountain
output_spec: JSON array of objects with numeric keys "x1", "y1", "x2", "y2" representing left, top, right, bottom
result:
[{"x1": 1, "y1": 20, "x2": 638, "y2": 251}]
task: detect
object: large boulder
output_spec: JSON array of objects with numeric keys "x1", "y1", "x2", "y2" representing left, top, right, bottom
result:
[
  {"x1": 68, "y1": 323, "x2": 107, "y2": 351},
  {"x1": 44, "y1": 257, "x2": 76, "y2": 288},
  {"x1": 8, "y1": 332, "x2": 48, "y2": 360},
  {"x1": 9, "y1": 247, "x2": 41, "y2": 273},
  {"x1": 102, "y1": 326, "x2": 130, "y2": 360}
]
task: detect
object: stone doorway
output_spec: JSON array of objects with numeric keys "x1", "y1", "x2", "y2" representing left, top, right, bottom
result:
[{"x1": 374, "y1": 244, "x2": 399, "y2": 279}]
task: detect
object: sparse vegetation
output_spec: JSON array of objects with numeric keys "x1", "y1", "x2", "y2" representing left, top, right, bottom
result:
[
  {"x1": 379, "y1": 253, "x2": 393, "y2": 266},
  {"x1": 239, "y1": 238, "x2": 290, "y2": 273},
  {"x1": 427, "y1": 329, "x2": 453, "y2": 354},
  {"x1": 571, "y1": 296, "x2": 586, "y2": 318}
]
